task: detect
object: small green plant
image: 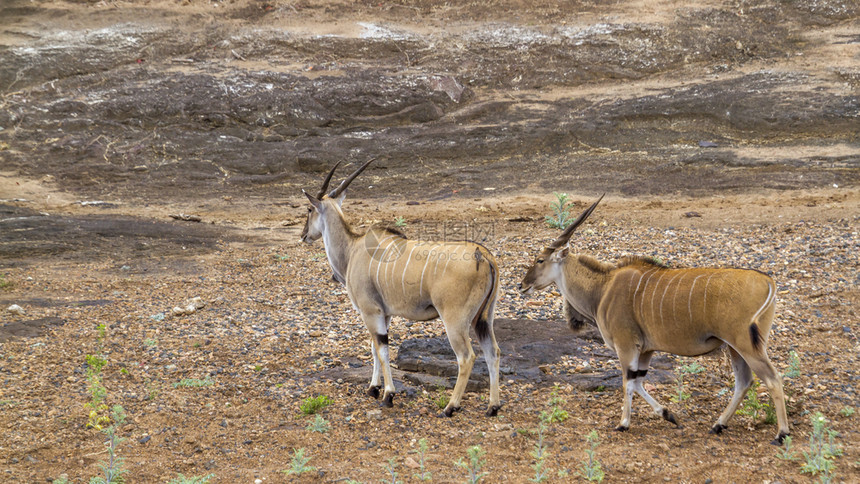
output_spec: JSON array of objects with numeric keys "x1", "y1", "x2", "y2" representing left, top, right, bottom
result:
[
  {"x1": 777, "y1": 435, "x2": 797, "y2": 462},
  {"x1": 736, "y1": 380, "x2": 777, "y2": 425},
  {"x1": 539, "y1": 384, "x2": 569, "y2": 424},
  {"x1": 455, "y1": 445, "x2": 488, "y2": 484},
  {"x1": 173, "y1": 377, "x2": 214, "y2": 388},
  {"x1": 433, "y1": 388, "x2": 450, "y2": 411},
  {"x1": 671, "y1": 359, "x2": 704, "y2": 403},
  {"x1": 143, "y1": 338, "x2": 157, "y2": 347},
  {"x1": 801, "y1": 412, "x2": 842, "y2": 481},
  {"x1": 530, "y1": 422, "x2": 549, "y2": 483},
  {"x1": 306, "y1": 414, "x2": 330, "y2": 433},
  {"x1": 300, "y1": 395, "x2": 333, "y2": 415},
  {"x1": 839, "y1": 406, "x2": 854, "y2": 418},
  {"x1": 85, "y1": 354, "x2": 110, "y2": 430},
  {"x1": 381, "y1": 457, "x2": 401, "y2": 484},
  {"x1": 86, "y1": 354, "x2": 107, "y2": 374},
  {"x1": 166, "y1": 474, "x2": 215, "y2": 484},
  {"x1": 579, "y1": 430, "x2": 605, "y2": 482},
  {"x1": 283, "y1": 448, "x2": 316, "y2": 476},
  {"x1": 0, "y1": 273, "x2": 12, "y2": 290},
  {"x1": 545, "y1": 192, "x2": 575, "y2": 229},
  {"x1": 412, "y1": 438, "x2": 432, "y2": 481},
  {"x1": 96, "y1": 324, "x2": 107, "y2": 343},
  {"x1": 784, "y1": 350, "x2": 801, "y2": 379},
  {"x1": 89, "y1": 405, "x2": 127, "y2": 484},
  {"x1": 393, "y1": 216, "x2": 407, "y2": 228}
]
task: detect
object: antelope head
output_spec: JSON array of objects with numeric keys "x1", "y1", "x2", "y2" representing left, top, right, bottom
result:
[
  {"x1": 518, "y1": 195, "x2": 603, "y2": 294},
  {"x1": 300, "y1": 159, "x2": 374, "y2": 243}
]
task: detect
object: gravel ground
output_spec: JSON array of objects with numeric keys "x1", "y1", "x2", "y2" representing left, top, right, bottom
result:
[{"x1": 1, "y1": 190, "x2": 858, "y2": 483}]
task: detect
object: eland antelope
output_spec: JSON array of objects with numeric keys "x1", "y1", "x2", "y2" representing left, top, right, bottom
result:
[
  {"x1": 300, "y1": 160, "x2": 502, "y2": 416},
  {"x1": 518, "y1": 196, "x2": 789, "y2": 445}
]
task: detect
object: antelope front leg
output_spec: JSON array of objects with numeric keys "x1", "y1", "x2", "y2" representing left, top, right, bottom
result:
[
  {"x1": 633, "y1": 351, "x2": 678, "y2": 426},
  {"x1": 366, "y1": 337, "x2": 382, "y2": 399},
  {"x1": 615, "y1": 349, "x2": 640, "y2": 431},
  {"x1": 363, "y1": 312, "x2": 396, "y2": 407}
]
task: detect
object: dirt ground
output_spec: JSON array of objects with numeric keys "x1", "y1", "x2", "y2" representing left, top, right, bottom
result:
[{"x1": 1, "y1": 0, "x2": 859, "y2": 483}]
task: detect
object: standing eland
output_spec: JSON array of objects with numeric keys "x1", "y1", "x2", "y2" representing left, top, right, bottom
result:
[
  {"x1": 518, "y1": 196, "x2": 789, "y2": 444},
  {"x1": 300, "y1": 160, "x2": 502, "y2": 416}
]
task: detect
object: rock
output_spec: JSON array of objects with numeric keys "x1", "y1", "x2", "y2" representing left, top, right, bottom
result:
[{"x1": 6, "y1": 304, "x2": 24, "y2": 315}]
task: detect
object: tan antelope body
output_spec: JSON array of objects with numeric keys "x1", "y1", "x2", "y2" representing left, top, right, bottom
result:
[
  {"x1": 520, "y1": 197, "x2": 789, "y2": 444},
  {"x1": 301, "y1": 161, "x2": 501, "y2": 416}
]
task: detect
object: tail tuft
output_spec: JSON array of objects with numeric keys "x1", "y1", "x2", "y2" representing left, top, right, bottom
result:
[{"x1": 749, "y1": 323, "x2": 763, "y2": 352}]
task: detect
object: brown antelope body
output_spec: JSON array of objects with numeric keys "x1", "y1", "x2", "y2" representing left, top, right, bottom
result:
[
  {"x1": 519, "y1": 197, "x2": 789, "y2": 444},
  {"x1": 301, "y1": 160, "x2": 501, "y2": 416}
]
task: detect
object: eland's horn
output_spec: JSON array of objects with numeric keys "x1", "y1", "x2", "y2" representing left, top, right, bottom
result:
[
  {"x1": 329, "y1": 158, "x2": 376, "y2": 199},
  {"x1": 316, "y1": 161, "x2": 342, "y2": 199},
  {"x1": 548, "y1": 194, "x2": 605, "y2": 251}
]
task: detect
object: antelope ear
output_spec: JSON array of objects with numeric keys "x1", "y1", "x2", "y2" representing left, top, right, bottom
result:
[
  {"x1": 303, "y1": 189, "x2": 323, "y2": 211},
  {"x1": 551, "y1": 247, "x2": 569, "y2": 261},
  {"x1": 334, "y1": 190, "x2": 347, "y2": 207}
]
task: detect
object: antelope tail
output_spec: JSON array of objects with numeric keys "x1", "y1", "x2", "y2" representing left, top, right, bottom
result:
[
  {"x1": 749, "y1": 278, "x2": 775, "y2": 352},
  {"x1": 472, "y1": 252, "x2": 497, "y2": 343}
]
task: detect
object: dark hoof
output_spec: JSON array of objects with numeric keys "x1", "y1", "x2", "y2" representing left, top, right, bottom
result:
[
  {"x1": 485, "y1": 405, "x2": 501, "y2": 417},
  {"x1": 382, "y1": 393, "x2": 394, "y2": 408},
  {"x1": 662, "y1": 409, "x2": 679, "y2": 427},
  {"x1": 442, "y1": 406, "x2": 461, "y2": 418},
  {"x1": 367, "y1": 386, "x2": 382, "y2": 399},
  {"x1": 614, "y1": 425, "x2": 629, "y2": 432},
  {"x1": 771, "y1": 432, "x2": 789, "y2": 446},
  {"x1": 709, "y1": 423, "x2": 728, "y2": 435}
]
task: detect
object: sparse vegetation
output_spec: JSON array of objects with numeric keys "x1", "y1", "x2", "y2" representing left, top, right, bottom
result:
[
  {"x1": 539, "y1": 384, "x2": 569, "y2": 424},
  {"x1": 0, "y1": 273, "x2": 13, "y2": 290},
  {"x1": 88, "y1": 405, "x2": 128, "y2": 484},
  {"x1": 579, "y1": 430, "x2": 605, "y2": 482},
  {"x1": 736, "y1": 380, "x2": 777, "y2": 425},
  {"x1": 381, "y1": 457, "x2": 401, "y2": 484},
  {"x1": 433, "y1": 387, "x2": 450, "y2": 411},
  {"x1": 838, "y1": 406, "x2": 854, "y2": 418},
  {"x1": 784, "y1": 350, "x2": 801, "y2": 379},
  {"x1": 300, "y1": 394, "x2": 333, "y2": 415},
  {"x1": 283, "y1": 448, "x2": 316, "y2": 476},
  {"x1": 455, "y1": 445, "x2": 488, "y2": 484},
  {"x1": 800, "y1": 412, "x2": 842, "y2": 482},
  {"x1": 166, "y1": 473, "x2": 215, "y2": 484},
  {"x1": 671, "y1": 359, "x2": 704, "y2": 403},
  {"x1": 307, "y1": 414, "x2": 330, "y2": 433},
  {"x1": 529, "y1": 422, "x2": 549, "y2": 483},
  {"x1": 412, "y1": 438, "x2": 432, "y2": 481},
  {"x1": 173, "y1": 377, "x2": 214, "y2": 388},
  {"x1": 85, "y1": 353, "x2": 110, "y2": 430},
  {"x1": 393, "y1": 216, "x2": 407, "y2": 227},
  {"x1": 545, "y1": 192, "x2": 575, "y2": 230}
]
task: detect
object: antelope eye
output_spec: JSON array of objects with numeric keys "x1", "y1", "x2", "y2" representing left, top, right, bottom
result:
[{"x1": 537, "y1": 259, "x2": 544, "y2": 264}]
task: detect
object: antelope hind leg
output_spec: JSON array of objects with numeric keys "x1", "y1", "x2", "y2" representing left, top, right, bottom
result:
[
  {"x1": 441, "y1": 322, "x2": 476, "y2": 417},
  {"x1": 477, "y1": 325, "x2": 502, "y2": 416},
  {"x1": 746, "y1": 356, "x2": 790, "y2": 445},
  {"x1": 712, "y1": 346, "x2": 752, "y2": 435}
]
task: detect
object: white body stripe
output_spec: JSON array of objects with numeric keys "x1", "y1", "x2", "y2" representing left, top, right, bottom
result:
[
  {"x1": 658, "y1": 272, "x2": 683, "y2": 327},
  {"x1": 634, "y1": 269, "x2": 658, "y2": 320},
  {"x1": 687, "y1": 273, "x2": 707, "y2": 324},
  {"x1": 418, "y1": 245, "x2": 440, "y2": 297},
  {"x1": 649, "y1": 271, "x2": 667, "y2": 324},
  {"x1": 401, "y1": 244, "x2": 420, "y2": 295},
  {"x1": 702, "y1": 272, "x2": 717, "y2": 320}
]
